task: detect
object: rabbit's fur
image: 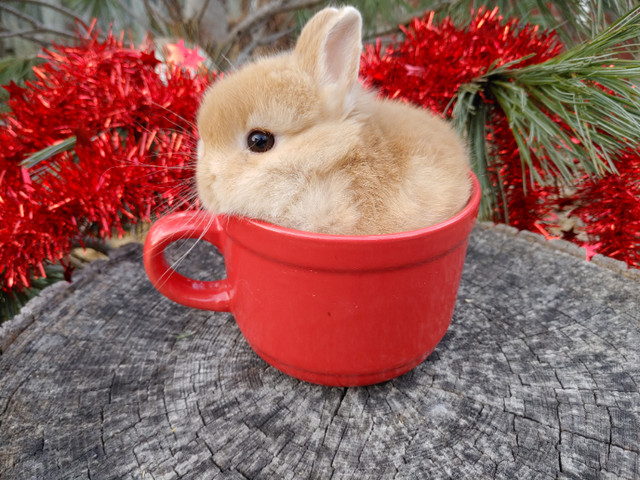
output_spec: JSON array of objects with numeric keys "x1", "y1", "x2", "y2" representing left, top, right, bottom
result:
[{"x1": 196, "y1": 6, "x2": 471, "y2": 235}]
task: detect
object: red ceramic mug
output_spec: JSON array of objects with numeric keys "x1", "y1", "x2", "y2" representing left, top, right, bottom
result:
[{"x1": 144, "y1": 173, "x2": 480, "y2": 386}]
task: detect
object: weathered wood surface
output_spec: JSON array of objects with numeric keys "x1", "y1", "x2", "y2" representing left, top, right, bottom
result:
[{"x1": 0, "y1": 224, "x2": 638, "y2": 480}]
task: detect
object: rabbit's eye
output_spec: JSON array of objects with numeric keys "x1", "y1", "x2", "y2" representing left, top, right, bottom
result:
[{"x1": 247, "y1": 130, "x2": 275, "y2": 153}]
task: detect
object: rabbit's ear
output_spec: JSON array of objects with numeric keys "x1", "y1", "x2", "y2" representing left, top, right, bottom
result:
[{"x1": 294, "y1": 7, "x2": 362, "y2": 106}]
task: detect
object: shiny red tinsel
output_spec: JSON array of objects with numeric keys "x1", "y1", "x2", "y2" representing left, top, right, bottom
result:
[
  {"x1": 0, "y1": 31, "x2": 214, "y2": 291},
  {"x1": 569, "y1": 150, "x2": 640, "y2": 266}
]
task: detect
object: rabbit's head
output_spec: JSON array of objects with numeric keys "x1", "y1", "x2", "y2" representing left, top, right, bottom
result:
[{"x1": 196, "y1": 7, "x2": 369, "y2": 228}]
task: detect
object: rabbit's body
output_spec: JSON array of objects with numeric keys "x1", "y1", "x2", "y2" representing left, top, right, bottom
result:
[{"x1": 196, "y1": 7, "x2": 471, "y2": 235}]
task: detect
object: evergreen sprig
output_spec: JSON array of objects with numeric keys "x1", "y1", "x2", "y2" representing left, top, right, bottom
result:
[{"x1": 455, "y1": 5, "x2": 640, "y2": 219}]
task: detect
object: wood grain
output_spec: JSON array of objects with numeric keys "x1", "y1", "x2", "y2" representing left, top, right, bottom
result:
[{"x1": 0, "y1": 224, "x2": 638, "y2": 479}]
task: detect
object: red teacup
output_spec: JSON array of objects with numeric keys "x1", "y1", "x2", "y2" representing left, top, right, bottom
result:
[{"x1": 144, "y1": 174, "x2": 480, "y2": 386}]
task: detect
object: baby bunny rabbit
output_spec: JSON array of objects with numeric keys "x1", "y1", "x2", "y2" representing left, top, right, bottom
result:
[{"x1": 196, "y1": 6, "x2": 471, "y2": 235}]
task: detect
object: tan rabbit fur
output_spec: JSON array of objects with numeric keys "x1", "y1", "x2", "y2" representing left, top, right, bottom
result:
[{"x1": 196, "y1": 6, "x2": 471, "y2": 235}]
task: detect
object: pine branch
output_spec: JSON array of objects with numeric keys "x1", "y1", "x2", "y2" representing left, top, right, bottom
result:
[
  {"x1": 451, "y1": 83, "x2": 496, "y2": 220},
  {"x1": 20, "y1": 136, "x2": 77, "y2": 170},
  {"x1": 498, "y1": 5, "x2": 640, "y2": 166},
  {"x1": 456, "y1": 5, "x2": 640, "y2": 218}
]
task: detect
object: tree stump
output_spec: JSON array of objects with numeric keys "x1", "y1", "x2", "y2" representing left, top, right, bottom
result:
[{"x1": 1, "y1": 224, "x2": 638, "y2": 479}]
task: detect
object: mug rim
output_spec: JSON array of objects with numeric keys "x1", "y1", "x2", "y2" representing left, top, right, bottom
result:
[{"x1": 234, "y1": 171, "x2": 481, "y2": 242}]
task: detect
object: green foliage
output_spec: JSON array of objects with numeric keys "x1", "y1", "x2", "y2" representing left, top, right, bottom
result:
[
  {"x1": 454, "y1": 5, "x2": 640, "y2": 217},
  {"x1": 451, "y1": 83, "x2": 496, "y2": 220}
]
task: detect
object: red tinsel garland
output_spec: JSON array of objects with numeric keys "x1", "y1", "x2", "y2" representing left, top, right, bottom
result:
[
  {"x1": 569, "y1": 150, "x2": 640, "y2": 266},
  {"x1": 0, "y1": 31, "x2": 214, "y2": 291}
]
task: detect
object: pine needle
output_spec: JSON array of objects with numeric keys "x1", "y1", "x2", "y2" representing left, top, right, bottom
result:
[{"x1": 20, "y1": 136, "x2": 77, "y2": 169}]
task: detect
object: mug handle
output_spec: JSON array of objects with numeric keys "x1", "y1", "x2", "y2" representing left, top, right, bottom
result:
[{"x1": 143, "y1": 211, "x2": 232, "y2": 312}]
